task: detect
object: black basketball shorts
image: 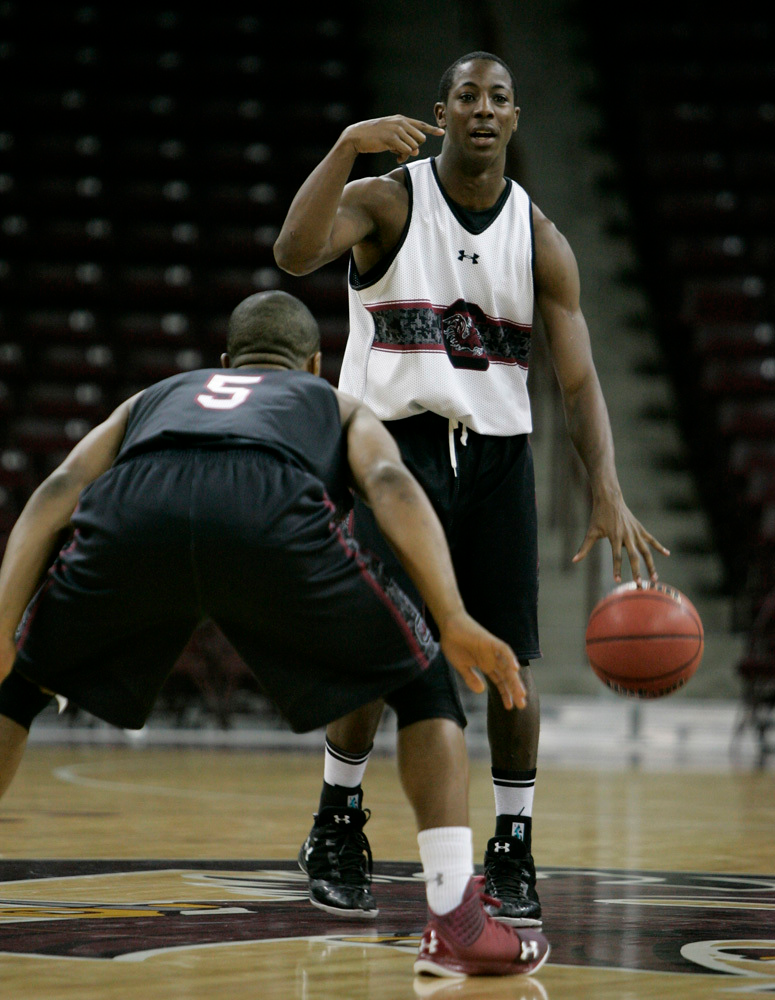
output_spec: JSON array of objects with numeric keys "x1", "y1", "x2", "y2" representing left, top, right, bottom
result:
[
  {"x1": 13, "y1": 448, "x2": 442, "y2": 732},
  {"x1": 351, "y1": 412, "x2": 541, "y2": 730}
]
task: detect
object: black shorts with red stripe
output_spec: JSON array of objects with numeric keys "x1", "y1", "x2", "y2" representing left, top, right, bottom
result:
[{"x1": 13, "y1": 448, "x2": 439, "y2": 732}]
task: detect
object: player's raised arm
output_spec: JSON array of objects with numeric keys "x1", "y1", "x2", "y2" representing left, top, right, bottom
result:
[
  {"x1": 273, "y1": 115, "x2": 444, "y2": 276},
  {"x1": 0, "y1": 394, "x2": 140, "y2": 679},
  {"x1": 533, "y1": 204, "x2": 669, "y2": 585},
  {"x1": 337, "y1": 391, "x2": 526, "y2": 711}
]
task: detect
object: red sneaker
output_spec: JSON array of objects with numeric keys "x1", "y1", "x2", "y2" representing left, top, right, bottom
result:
[{"x1": 414, "y1": 878, "x2": 550, "y2": 978}]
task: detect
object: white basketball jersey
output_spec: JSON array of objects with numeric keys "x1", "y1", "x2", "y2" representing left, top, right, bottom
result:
[{"x1": 340, "y1": 157, "x2": 535, "y2": 436}]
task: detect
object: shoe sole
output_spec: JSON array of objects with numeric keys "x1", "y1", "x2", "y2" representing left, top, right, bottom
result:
[
  {"x1": 413, "y1": 942, "x2": 550, "y2": 978},
  {"x1": 309, "y1": 896, "x2": 379, "y2": 919},
  {"x1": 490, "y1": 913, "x2": 543, "y2": 928}
]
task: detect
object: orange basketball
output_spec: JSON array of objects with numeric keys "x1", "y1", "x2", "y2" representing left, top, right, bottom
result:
[{"x1": 585, "y1": 582, "x2": 704, "y2": 698}]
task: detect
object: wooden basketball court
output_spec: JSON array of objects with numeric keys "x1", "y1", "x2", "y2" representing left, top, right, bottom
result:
[{"x1": 1, "y1": 705, "x2": 773, "y2": 1000}]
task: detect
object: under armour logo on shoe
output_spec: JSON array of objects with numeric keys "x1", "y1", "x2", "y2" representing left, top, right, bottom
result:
[
  {"x1": 493, "y1": 841, "x2": 511, "y2": 853},
  {"x1": 520, "y1": 939, "x2": 540, "y2": 962},
  {"x1": 427, "y1": 930, "x2": 440, "y2": 954},
  {"x1": 333, "y1": 814, "x2": 351, "y2": 824},
  {"x1": 457, "y1": 250, "x2": 480, "y2": 264}
]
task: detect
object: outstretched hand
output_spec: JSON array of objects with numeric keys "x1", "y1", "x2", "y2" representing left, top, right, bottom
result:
[
  {"x1": 573, "y1": 491, "x2": 670, "y2": 586},
  {"x1": 342, "y1": 115, "x2": 445, "y2": 164},
  {"x1": 439, "y1": 611, "x2": 526, "y2": 711}
]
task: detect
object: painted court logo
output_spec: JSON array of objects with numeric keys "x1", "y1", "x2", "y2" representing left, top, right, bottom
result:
[{"x1": 0, "y1": 860, "x2": 773, "y2": 989}]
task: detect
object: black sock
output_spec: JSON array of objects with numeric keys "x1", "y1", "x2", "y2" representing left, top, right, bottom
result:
[
  {"x1": 494, "y1": 813, "x2": 532, "y2": 850},
  {"x1": 317, "y1": 781, "x2": 363, "y2": 813}
]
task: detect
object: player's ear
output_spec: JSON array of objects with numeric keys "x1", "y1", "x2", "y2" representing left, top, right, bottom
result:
[
  {"x1": 220, "y1": 353, "x2": 231, "y2": 368},
  {"x1": 306, "y1": 351, "x2": 322, "y2": 377},
  {"x1": 434, "y1": 102, "x2": 446, "y2": 128}
]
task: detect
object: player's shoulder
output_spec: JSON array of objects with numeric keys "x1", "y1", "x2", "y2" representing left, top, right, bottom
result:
[
  {"x1": 531, "y1": 201, "x2": 560, "y2": 241},
  {"x1": 346, "y1": 166, "x2": 409, "y2": 211},
  {"x1": 532, "y1": 202, "x2": 575, "y2": 268},
  {"x1": 344, "y1": 167, "x2": 411, "y2": 251}
]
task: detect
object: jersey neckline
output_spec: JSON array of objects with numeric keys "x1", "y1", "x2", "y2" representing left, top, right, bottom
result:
[{"x1": 430, "y1": 157, "x2": 512, "y2": 235}]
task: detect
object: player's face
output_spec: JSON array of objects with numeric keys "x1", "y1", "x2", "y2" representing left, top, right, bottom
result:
[{"x1": 435, "y1": 60, "x2": 519, "y2": 159}]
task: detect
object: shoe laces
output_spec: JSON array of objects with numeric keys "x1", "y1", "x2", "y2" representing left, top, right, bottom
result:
[
  {"x1": 316, "y1": 809, "x2": 373, "y2": 885},
  {"x1": 484, "y1": 852, "x2": 534, "y2": 897},
  {"x1": 472, "y1": 874, "x2": 502, "y2": 910}
]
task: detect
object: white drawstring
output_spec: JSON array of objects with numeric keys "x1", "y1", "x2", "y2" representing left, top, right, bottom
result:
[{"x1": 447, "y1": 419, "x2": 469, "y2": 476}]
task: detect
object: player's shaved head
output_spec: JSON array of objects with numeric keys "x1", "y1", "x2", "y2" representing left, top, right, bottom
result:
[{"x1": 227, "y1": 290, "x2": 320, "y2": 368}]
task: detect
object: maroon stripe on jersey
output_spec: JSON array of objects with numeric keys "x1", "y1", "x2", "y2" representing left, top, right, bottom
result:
[
  {"x1": 371, "y1": 342, "x2": 527, "y2": 369},
  {"x1": 372, "y1": 342, "x2": 446, "y2": 353},
  {"x1": 365, "y1": 298, "x2": 532, "y2": 334}
]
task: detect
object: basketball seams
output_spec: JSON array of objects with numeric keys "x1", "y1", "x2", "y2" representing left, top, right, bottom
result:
[
  {"x1": 588, "y1": 590, "x2": 699, "y2": 621},
  {"x1": 600, "y1": 676, "x2": 689, "y2": 698},
  {"x1": 587, "y1": 595, "x2": 703, "y2": 642},
  {"x1": 585, "y1": 583, "x2": 704, "y2": 698},
  {"x1": 586, "y1": 633, "x2": 700, "y2": 644},
  {"x1": 590, "y1": 648, "x2": 702, "y2": 685}
]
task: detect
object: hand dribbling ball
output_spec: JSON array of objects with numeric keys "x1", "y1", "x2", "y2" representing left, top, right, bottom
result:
[{"x1": 585, "y1": 582, "x2": 704, "y2": 698}]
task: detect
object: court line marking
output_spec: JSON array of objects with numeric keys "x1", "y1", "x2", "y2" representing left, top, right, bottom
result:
[{"x1": 52, "y1": 763, "x2": 310, "y2": 806}]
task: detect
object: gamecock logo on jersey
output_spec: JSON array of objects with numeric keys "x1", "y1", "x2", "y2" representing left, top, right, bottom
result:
[{"x1": 441, "y1": 300, "x2": 490, "y2": 371}]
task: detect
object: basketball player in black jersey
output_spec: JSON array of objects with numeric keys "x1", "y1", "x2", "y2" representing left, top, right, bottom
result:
[
  {"x1": 274, "y1": 51, "x2": 669, "y2": 942},
  {"x1": 0, "y1": 289, "x2": 549, "y2": 979}
]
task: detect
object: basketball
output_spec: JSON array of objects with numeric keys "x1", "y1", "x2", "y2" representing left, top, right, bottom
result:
[{"x1": 585, "y1": 582, "x2": 704, "y2": 698}]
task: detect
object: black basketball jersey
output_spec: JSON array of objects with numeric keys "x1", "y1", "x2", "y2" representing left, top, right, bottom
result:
[{"x1": 115, "y1": 368, "x2": 351, "y2": 506}]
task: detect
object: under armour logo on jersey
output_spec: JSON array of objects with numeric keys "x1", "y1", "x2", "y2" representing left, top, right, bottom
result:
[
  {"x1": 333, "y1": 814, "x2": 351, "y2": 824},
  {"x1": 457, "y1": 250, "x2": 480, "y2": 264},
  {"x1": 520, "y1": 939, "x2": 541, "y2": 962},
  {"x1": 493, "y1": 841, "x2": 511, "y2": 853}
]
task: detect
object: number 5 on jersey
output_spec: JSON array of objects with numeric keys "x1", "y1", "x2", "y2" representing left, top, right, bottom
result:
[{"x1": 196, "y1": 373, "x2": 264, "y2": 410}]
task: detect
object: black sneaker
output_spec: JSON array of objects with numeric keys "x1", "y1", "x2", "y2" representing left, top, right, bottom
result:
[
  {"x1": 298, "y1": 805, "x2": 378, "y2": 918},
  {"x1": 482, "y1": 836, "x2": 542, "y2": 927}
]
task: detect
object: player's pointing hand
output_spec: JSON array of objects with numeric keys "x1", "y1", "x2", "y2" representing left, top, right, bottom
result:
[{"x1": 341, "y1": 115, "x2": 445, "y2": 163}]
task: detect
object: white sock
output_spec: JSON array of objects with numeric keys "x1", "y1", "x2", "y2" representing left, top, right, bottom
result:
[
  {"x1": 418, "y1": 826, "x2": 474, "y2": 915},
  {"x1": 323, "y1": 737, "x2": 371, "y2": 791}
]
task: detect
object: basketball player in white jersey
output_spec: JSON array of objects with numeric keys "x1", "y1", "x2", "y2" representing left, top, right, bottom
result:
[{"x1": 274, "y1": 51, "x2": 668, "y2": 944}]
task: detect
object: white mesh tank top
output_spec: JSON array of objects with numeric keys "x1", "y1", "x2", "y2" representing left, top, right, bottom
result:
[{"x1": 339, "y1": 156, "x2": 535, "y2": 436}]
